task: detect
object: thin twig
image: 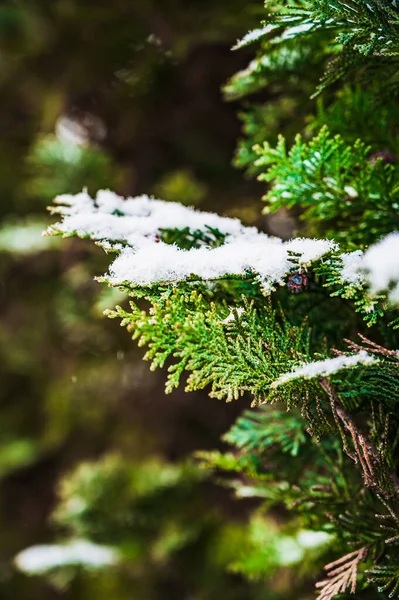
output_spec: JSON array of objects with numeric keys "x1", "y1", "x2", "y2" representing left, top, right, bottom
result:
[
  {"x1": 319, "y1": 376, "x2": 399, "y2": 498},
  {"x1": 344, "y1": 334, "x2": 399, "y2": 359}
]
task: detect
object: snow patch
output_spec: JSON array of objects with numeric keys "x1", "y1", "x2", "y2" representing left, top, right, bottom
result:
[
  {"x1": 15, "y1": 540, "x2": 119, "y2": 574},
  {"x1": 49, "y1": 191, "x2": 336, "y2": 289},
  {"x1": 48, "y1": 191, "x2": 399, "y2": 302},
  {"x1": 272, "y1": 351, "x2": 377, "y2": 386},
  {"x1": 340, "y1": 250, "x2": 364, "y2": 286},
  {"x1": 362, "y1": 232, "x2": 399, "y2": 302},
  {"x1": 233, "y1": 24, "x2": 276, "y2": 49}
]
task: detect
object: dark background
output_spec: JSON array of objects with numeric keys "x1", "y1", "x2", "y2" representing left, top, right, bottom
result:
[{"x1": 0, "y1": 1, "x2": 284, "y2": 599}]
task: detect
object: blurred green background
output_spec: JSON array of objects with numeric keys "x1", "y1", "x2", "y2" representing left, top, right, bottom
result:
[{"x1": 0, "y1": 1, "x2": 292, "y2": 599}]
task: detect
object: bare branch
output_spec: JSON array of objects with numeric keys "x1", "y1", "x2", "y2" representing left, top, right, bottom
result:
[{"x1": 344, "y1": 334, "x2": 399, "y2": 359}]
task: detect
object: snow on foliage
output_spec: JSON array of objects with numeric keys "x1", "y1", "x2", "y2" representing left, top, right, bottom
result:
[
  {"x1": 48, "y1": 190, "x2": 247, "y2": 243},
  {"x1": 272, "y1": 351, "x2": 377, "y2": 387},
  {"x1": 339, "y1": 250, "x2": 364, "y2": 287},
  {"x1": 47, "y1": 191, "x2": 399, "y2": 300},
  {"x1": 47, "y1": 190, "x2": 337, "y2": 290},
  {"x1": 338, "y1": 234, "x2": 399, "y2": 303},
  {"x1": 106, "y1": 235, "x2": 334, "y2": 288},
  {"x1": 362, "y1": 233, "x2": 399, "y2": 302},
  {"x1": 232, "y1": 24, "x2": 276, "y2": 50}
]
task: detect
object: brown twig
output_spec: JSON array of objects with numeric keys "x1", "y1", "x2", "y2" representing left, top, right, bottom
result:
[
  {"x1": 319, "y1": 376, "x2": 399, "y2": 498},
  {"x1": 344, "y1": 334, "x2": 399, "y2": 359},
  {"x1": 316, "y1": 546, "x2": 370, "y2": 600}
]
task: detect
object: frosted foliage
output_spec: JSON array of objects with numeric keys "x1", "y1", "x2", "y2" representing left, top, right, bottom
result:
[
  {"x1": 48, "y1": 191, "x2": 337, "y2": 289},
  {"x1": 339, "y1": 235, "x2": 399, "y2": 302},
  {"x1": 47, "y1": 191, "x2": 399, "y2": 296},
  {"x1": 110, "y1": 236, "x2": 286, "y2": 287},
  {"x1": 340, "y1": 250, "x2": 364, "y2": 286},
  {"x1": 273, "y1": 351, "x2": 377, "y2": 386},
  {"x1": 233, "y1": 25, "x2": 275, "y2": 49},
  {"x1": 50, "y1": 190, "x2": 246, "y2": 243},
  {"x1": 362, "y1": 233, "x2": 399, "y2": 302},
  {"x1": 15, "y1": 540, "x2": 119, "y2": 574}
]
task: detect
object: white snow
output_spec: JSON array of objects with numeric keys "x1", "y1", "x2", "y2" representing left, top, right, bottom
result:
[
  {"x1": 49, "y1": 190, "x2": 248, "y2": 244},
  {"x1": 286, "y1": 237, "x2": 337, "y2": 263},
  {"x1": 106, "y1": 234, "x2": 336, "y2": 288},
  {"x1": 221, "y1": 306, "x2": 245, "y2": 324},
  {"x1": 338, "y1": 234, "x2": 399, "y2": 302},
  {"x1": 15, "y1": 540, "x2": 119, "y2": 574},
  {"x1": 233, "y1": 24, "x2": 276, "y2": 50},
  {"x1": 47, "y1": 191, "x2": 399, "y2": 302},
  {"x1": 107, "y1": 234, "x2": 285, "y2": 286},
  {"x1": 340, "y1": 250, "x2": 364, "y2": 286},
  {"x1": 49, "y1": 191, "x2": 336, "y2": 289},
  {"x1": 361, "y1": 232, "x2": 399, "y2": 302},
  {"x1": 272, "y1": 350, "x2": 377, "y2": 387}
]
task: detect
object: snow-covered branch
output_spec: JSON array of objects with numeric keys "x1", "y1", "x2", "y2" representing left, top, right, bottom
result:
[{"x1": 47, "y1": 190, "x2": 399, "y2": 301}]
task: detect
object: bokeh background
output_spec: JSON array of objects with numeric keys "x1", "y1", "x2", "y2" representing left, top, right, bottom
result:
[{"x1": 0, "y1": 2, "x2": 302, "y2": 598}]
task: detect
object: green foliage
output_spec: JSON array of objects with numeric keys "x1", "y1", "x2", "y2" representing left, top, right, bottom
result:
[
  {"x1": 368, "y1": 560, "x2": 399, "y2": 598},
  {"x1": 233, "y1": 102, "x2": 299, "y2": 177},
  {"x1": 224, "y1": 39, "x2": 325, "y2": 102},
  {"x1": 308, "y1": 86, "x2": 399, "y2": 151},
  {"x1": 53, "y1": 455, "x2": 205, "y2": 547},
  {"x1": 223, "y1": 406, "x2": 308, "y2": 457},
  {"x1": 29, "y1": 454, "x2": 271, "y2": 598},
  {"x1": 108, "y1": 293, "x2": 310, "y2": 402},
  {"x1": 255, "y1": 126, "x2": 399, "y2": 246},
  {"x1": 232, "y1": 0, "x2": 399, "y2": 95},
  {"x1": 47, "y1": 188, "x2": 399, "y2": 598},
  {"x1": 201, "y1": 390, "x2": 399, "y2": 598},
  {"x1": 159, "y1": 225, "x2": 228, "y2": 250}
]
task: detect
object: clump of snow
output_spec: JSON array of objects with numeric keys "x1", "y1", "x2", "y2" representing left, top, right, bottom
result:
[
  {"x1": 340, "y1": 250, "x2": 364, "y2": 286},
  {"x1": 48, "y1": 191, "x2": 399, "y2": 300},
  {"x1": 286, "y1": 238, "x2": 338, "y2": 263},
  {"x1": 361, "y1": 232, "x2": 399, "y2": 302},
  {"x1": 48, "y1": 191, "x2": 337, "y2": 290},
  {"x1": 49, "y1": 190, "x2": 247, "y2": 244},
  {"x1": 15, "y1": 539, "x2": 120, "y2": 574},
  {"x1": 106, "y1": 234, "x2": 335, "y2": 289},
  {"x1": 272, "y1": 350, "x2": 377, "y2": 387},
  {"x1": 107, "y1": 234, "x2": 288, "y2": 287},
  {"x1": 339, "y1": 234, "x2": 399, "y2": 303}
]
